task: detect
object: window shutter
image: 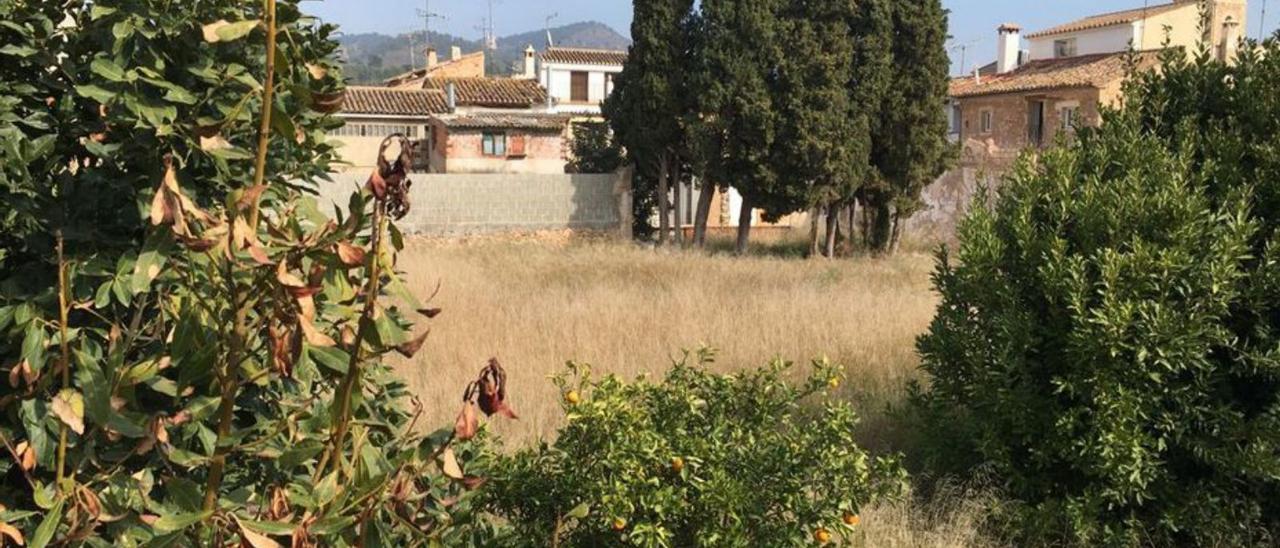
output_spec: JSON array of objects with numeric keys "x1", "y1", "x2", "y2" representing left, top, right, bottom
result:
[{"x1": 509, "y1": 134, "x2": 527, "y2": 157}]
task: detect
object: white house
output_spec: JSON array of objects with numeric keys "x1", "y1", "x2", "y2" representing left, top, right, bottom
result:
[{"x1": 538, "y1": 47, "x2": 627, "y2": 118}]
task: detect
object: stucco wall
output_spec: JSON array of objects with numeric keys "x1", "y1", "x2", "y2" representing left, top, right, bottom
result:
[
  {"x1": 316, "y1": 170, "x2": 632, "y2": 236},
  {"x1": 1028, "y1": 24, "x2": 1138, "y2": 60}
]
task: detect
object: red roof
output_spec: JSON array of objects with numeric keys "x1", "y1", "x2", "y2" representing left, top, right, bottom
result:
[
  {"x1": 342, "y1": 86, "x2": 448, "y2": 116},
  {"x1": 948, "y1": 51, "x2": 1159, "y2": 98},
  {"x1": 418, "y1": 78, "x2": 548, "y2": 108},
  {"x1": 542, "y1": 47, "x2": 628, "y2": 66},
  {"x1": 1025, "y1": 3, "x2": 1183, "y2": 39}
]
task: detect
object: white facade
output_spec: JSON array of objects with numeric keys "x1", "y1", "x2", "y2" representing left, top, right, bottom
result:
[
  {"x1": 540, "y1": 61, "x2": 622, "y2": 117},
  {"x1": 1027, "y1": 23, "x2": 1139, "y2": 61}
]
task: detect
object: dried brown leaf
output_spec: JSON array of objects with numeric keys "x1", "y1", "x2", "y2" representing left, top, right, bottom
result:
[
  {"x1": 417, "y1": 308, "x2": 443, "y2": 319},
  {"x1": 202, "y1": 20, "x2": 230, "y2": 42},
  {"x1": 0, "y1": 522, "x2": 24, "y2": 546},
  {"x1": 299, "y1": 318, "x2": 336, "y2": 348},
  {"x1": 335, "y1": 242, "x2": 366, "y2": 267},
  {"x1": 15, "y1": 441, "x2": 35, "y2": 473},
  {"x1": 395, "y1": 329, "x2": 430, "y2": 359},
  {"x1": 454, "y1": 403, "x2": 478, "y2": 441},
  {"x1": 52, "y1": 388, "x2": 85, "y2": 435},
  {"x1": 440, "y1": 447, "x2": 464, "y2": 479}
]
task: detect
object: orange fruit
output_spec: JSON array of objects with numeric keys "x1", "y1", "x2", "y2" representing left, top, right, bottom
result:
[
  {"x1": 843, "y1": 512, "x2": 860, "y2": 527},
  {"x1": 814, "y1": 527, "x2": 832, "y2": 544},
  {"x1": 612, "y1": 517, "x2": 627, "y2": 531},
  {"x1": 564, "y1": 390, "x2": 581, "y2": 405},
  {"x1": 828, "y1": 377, "x2": 841, "y2": 389},
  {"x1": 671, "y1": 456, "x2": 685, "y2": 472}
]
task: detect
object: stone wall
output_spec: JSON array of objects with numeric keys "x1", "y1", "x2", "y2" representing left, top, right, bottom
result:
[{"x1": 316, "y1": 169, "x2": 632, "y2": 237}]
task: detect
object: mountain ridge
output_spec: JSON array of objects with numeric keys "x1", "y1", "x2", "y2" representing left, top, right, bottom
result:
[{"x1": 337, "y1": 21, "x2": 631, "y2": 84}]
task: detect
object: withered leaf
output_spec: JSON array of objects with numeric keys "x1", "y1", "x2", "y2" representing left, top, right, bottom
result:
[
  {"x1": 335, "y1": 242, "x2": 366, "y2": 267},
  {"x1": 238, "y1": 184, "x2": 269, "y2": 212},
  {"x1": 454, "y1": 403, "x2": 478, "y2": 441},
  {"x1": 440, "y1": 447, "x2": 464, "y2": 480},
  {"x1": 15, "y1": 441, "x2": 35, "y2": 472},
  {"x1": 460, "y1": 476, "x2": 488, "y2": 490},
  {"x1": 395, "y1": 329, "x2": 430, "y2": 359},
  {"x1": 0, "y1": 522, "x2": 23, "y2": 546},
  {"x1": 52, "y1": 388, "x2": 86, "y2": 435},
  {"x1": 417, "y1": 308, "x2": 443, "y2": 319},
  {"x1": 306, "y1": 63, "x2": 328, "y2": 80},
  {"x1": 299, "y1": 318, "x2": 336, "y2": 348},
  {"x1": 276, "y1": 262, "x2": 307, "y2": 289},
  {"x1": 366, "y1": 169, "x2": 387, "y2": 199},
  {"x1": 201, "y1": 20, "x2": 230, "y2": 42}
]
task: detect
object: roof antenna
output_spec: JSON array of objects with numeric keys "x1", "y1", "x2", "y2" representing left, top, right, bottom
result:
[
  {"x1": 1138, "y1": 0, "x2": 1149, "y2": 48},
  {"x1": 545, "y1": 12, "x2": 559, "y2": 49}
]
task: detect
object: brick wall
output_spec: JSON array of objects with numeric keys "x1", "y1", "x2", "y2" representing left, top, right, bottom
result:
[{"x1": 316, "y1": 169, "x2": 632, "y2": 236}]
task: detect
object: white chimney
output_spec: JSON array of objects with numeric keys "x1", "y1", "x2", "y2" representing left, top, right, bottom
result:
[
  {"x1": 997, "y1": 23, "x2": 1022, "y2": 74},
  {"x1": 1220, "y1": 17, "x2": 1241, "y2": 63},
  {"x1": 445, "y1": 82, "x2": 456, "y2": 113},
  {"x1": 523, "y1": 45, "x2": 537, "y2": 80},
  {"x1": 426, "y1": 47, "x2": 438, "y2": 70},
  {"x1": 450, "y1": 45, "x2": 462, "y2": 61}
]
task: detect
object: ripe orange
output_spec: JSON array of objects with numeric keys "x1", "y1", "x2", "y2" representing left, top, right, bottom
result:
[
  {"x1": 612, "y1": 517, "x2": 627, "y2": 531},
  {"x1": 842, "y1": 512, "x2": 860, "y2": 527},
  {"x1": 814, "y1": 527, "x2": 832, "y2": 544},
  {"x1": 671, "y1": 456, "x2": 685, "y2": 473},
  {"x1": 827, "y1": 377, "x2": 841, "y2": 389},
  {"x1": 564, "y1": 390, "x2": 581, "y2": 405}
]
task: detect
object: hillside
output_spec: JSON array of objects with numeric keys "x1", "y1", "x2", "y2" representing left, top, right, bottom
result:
[{"x1": 337, "y1": 21, "x2": 631, "y2": 84}]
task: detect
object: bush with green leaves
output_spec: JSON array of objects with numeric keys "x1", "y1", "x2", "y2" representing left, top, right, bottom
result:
[
  {"x1": 0, "y1": 1, "x2": 508, "y2": 545},
  {"x1": 483, "y1": 352, "x2": 907, "y2": 547},
  {"x1": 912, "y1": 41, "x2": 1280, "y2": 545}
]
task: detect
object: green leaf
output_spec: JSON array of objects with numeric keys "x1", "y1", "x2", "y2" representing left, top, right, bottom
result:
[
  {"x1": 90, "y1": 5, "x2": 118, "y2": 19},
  {"x1": 90, "y1": 58, "x2": 127, "y2": 82},
  {"x1": 0, "y1": 44, "x2": 38, "y2": 57},
  {"x1": 238, "y1": 518, "x2": 295, "y2": 536},
  {"x1": 566, "y1": 502, "x2": 592, "y2": 520},
  {"x1": 131, "y1": 233, "x2": 170, "y2": 293},
  {"x1": 307, "y1": 345, "x2": 349, "y2": 375},
  {"x1": 209, "y1": 146, "x2": 255, "y2": 161},
  {"x1": 21, "y1": 323, "x2": 45, "y2": 372},
  {"x1": 29, "y1": 498, "x2": 63, "y2": 548},
  {"x1": 112, "y1": 19, "x2": 134, "y2": 39},
  {"x1": 76, "y1": 350, "x2": 112, "y2": 427},
  {"x1": 215, "y1": 20, "x2": 261, "y2": 43},
  {"x1": 75, "y1": 85, "x2": 116, "y2": 105},
  {"x1": 153, "y1": 511, "x2": 212, "y2": 534}
]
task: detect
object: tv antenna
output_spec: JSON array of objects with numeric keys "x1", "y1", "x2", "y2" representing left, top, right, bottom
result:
[
  {"x1": 948, "y1": 39, "x2": 981, "y2": 77},
  {"x1": 416, "y1": 0, "x2": 445, "y2": 55},
  {"x1": 545, "y1": 12, "x2": 559, "y2": 48}
]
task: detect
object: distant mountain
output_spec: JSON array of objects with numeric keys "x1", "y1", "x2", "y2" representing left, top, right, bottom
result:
[{"x1": 336, "y1": 21, "x2": 631, "y2": 84}]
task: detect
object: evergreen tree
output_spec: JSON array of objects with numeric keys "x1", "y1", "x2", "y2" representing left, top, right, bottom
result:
[
  {"x1": 868, "y1": 0, "x2": 953, "y2": 252},
  {"x1": 698, "y1": 0, "x2": 783, "y2": 254},
  {"x1": 604, "y1": 0, "x2": 694, "y2": 246}
]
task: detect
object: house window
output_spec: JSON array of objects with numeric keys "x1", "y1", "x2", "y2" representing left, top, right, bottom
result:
[
  {"x1": 482, "y1": 132, "x2": 507, "y2": 157},
  {"x1": 570, "y1": 71, "x2": 589, "y2": 102},
  {"x1": 1054, "y1": 38, "x2": 1078, "y2": 58},
  {"x1": 1059, "y1": 103, "x2": 1080, "y2": 131},
  {"x1": 328, "y1": 123, "x2": 419, "y2": 138},
  {"x1": 979, "y1": 108, "x2": 994, "y2": 134},
  {"x1": 950, "y1": 104, "x2": 962, "y2": 135}
]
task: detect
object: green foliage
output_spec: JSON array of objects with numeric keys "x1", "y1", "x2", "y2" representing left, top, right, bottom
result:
[
  {"x1": 912, "y1": 40, "x2": 1280, "y2": 545},
  {"x1": 484, "y1": 352, "x2": 907, "y2": 547},
  {"x1": 0, "y1": 1, "x2": 503, "y2": 545}
]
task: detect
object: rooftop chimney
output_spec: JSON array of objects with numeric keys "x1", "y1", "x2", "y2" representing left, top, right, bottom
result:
[
  {"x1": 445, "y1": 81, "x2": 457, "y2": 113},
  {"x1": 1219, "y1": 17, "x2": 1241, "y2": 64},
  {"x1": 450, "y1": 45, "x2": 462, "y2": 61},
  {"x1": 997, "y1": 23, "x2": 1022, "y2": 74},
  {"x1": 523, "y1": 45, "x2": 537, "y2": 80},
  {"x1": 426, "y1": 47, "x2": 438, "y2": 70}
]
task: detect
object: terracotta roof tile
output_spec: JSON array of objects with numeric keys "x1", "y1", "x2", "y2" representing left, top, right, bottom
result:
[
  {"x1": 542, "y1": 47, "x2": 628, "y2": 66},
  {"x1": 341, "y1": 86, "x2": 448, "y2": 116},
  {"x1": 435, "y1": 113, "x2": 569, "y2": 131},
  {"x1": 948, "y1": 51, "x2": 1158, "y2": 98},
  {"x1": 1025, "y1": 3, "x2": 1183, "y2": 39},
  {"x1": 419, "y1": 77, "x2": 548, "y2": 108}
]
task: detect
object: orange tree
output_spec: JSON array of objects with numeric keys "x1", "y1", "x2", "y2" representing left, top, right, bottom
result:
[
  {"x1": 0, "y1": 1, "x2": 507, "y2": 545},
  {"x1": 481, "y1": 353, "x2": 907, "y2": 547}
]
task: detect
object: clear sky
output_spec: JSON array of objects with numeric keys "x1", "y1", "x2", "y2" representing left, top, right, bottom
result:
[{"x1": 304, "y1": 0, "x2": 1279, "y2": 75}]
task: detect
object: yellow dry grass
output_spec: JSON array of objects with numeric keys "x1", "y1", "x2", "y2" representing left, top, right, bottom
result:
[{"x1": 392, "y1": 232, "x2": 938, "y2": 444}]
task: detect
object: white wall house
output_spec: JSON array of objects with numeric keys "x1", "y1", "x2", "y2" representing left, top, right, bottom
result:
[{"x1": 538, "y1": 47, "x2": 627, "y2": 117}]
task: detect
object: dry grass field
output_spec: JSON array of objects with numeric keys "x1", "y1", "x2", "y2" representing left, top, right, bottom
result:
[{"x1": 390, "y1": 233, "x2": 1000, "y2": 546}]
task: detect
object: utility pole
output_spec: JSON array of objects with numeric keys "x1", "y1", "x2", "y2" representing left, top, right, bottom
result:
[
  {"x1": 545, "y1": 12, "x2": 558, "y2": 48},
  {"x1": 1262, "y1": 0, "x2": 1270, "y2": 41},
  {"x1": 416, "y1": 0, "x2": 444, "y2": 66}
]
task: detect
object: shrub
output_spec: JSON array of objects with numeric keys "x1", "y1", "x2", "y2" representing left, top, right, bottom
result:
[
  {"x1": 483, "y1": 352, "x2": 907, "y2": 547},
  {"x1": 912, "y1": 42, "x2": 1280, "y2": 546}
]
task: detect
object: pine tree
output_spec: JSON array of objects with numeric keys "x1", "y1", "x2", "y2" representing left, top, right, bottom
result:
[{"x1": 604, "y1": 0, "x2": 694, "y2": 246}]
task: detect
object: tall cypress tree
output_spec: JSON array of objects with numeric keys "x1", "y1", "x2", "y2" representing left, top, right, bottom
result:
[
  {"x1": 868, "y1": 0, "x2": 953, "y2": 252},
  {"x1": 698, "y1": 0, "x2": 783, "y2": 254},
  {"x1": 771, "y1": 0, "x2": 860, "y2": 258},
  {"x1": 604, "y1": 0, "x2": 694, "y2": 246}
]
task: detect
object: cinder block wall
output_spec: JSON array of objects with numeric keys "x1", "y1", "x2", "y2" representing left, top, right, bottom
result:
[{"x1": 316, "y1": 170, "x2": 632, "y2": 236}]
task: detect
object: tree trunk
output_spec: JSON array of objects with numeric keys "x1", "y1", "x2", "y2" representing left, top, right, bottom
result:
[
  {"x1": 889, "y1": 209, "x2": 903, "y2": 254},
  {"x1": 846, "y1": 201, "x2": 857, "y2": 254},
  {"x1": 657, "y1": 155, "x2": 670, "y2": 246},
  {"x1": 672, "y1": 161, "x2": 684, "y2": 246},
  {"x1": 734, "y1": 196, "x2": 754, "y2": 256},
  {"x1": 870, "y1": 201, "x2": 892, "y2": 253},
  {"x1": 824, "y1": 203, "x2": 839, "y2": 258},
  {"x1": 860, "y1": 197, "x2": 871, "y2": 248},
  {"x1": 692, "y1": 177, "x2": 715, "y2": 248},
  {"x1": 807, "y1": 207, "x2": 821, "y2": 258}
]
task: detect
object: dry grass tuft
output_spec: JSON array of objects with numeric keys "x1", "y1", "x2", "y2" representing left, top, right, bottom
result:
[
  {"x1": 856, "y1": 484, "x2": 1006, "y2": 547},
  {"x1": 392, "y1": 233, "x2": 938, "y2": 445}
]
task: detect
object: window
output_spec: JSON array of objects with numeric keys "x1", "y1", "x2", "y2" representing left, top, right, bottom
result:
[
  {"x1": 328, "y1": 123, "x2": 419, "y2": 138},
  {"x1": 1059, "y1": 103, "x2": 1080, "y2": 131},
  {"x1": 1054, "y1": 38, "x2": 1078, "y2": 58},
  {"x1": 482, "y1": 132, "x2": 507, "y2": 157},
  {"x1": 570, "y1": 71, "x2": 589, "y2": 102},
  {"x1": 979, "y1": 108, "x2": 993, "y2": 134},
  {"x1": 1028, "y1": 100, "x2": 1045, "y2": 146},
  {"x1": 508, "y1": 134, "x2": 527, "y2": 157},
  {"x1": 950, "y1": 104, "x2": 962, "y2": 134}
]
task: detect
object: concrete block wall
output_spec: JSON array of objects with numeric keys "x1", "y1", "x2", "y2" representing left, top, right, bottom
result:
[{"x1": 316, "y1": 170, "x2": 632, "y2": 236}]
